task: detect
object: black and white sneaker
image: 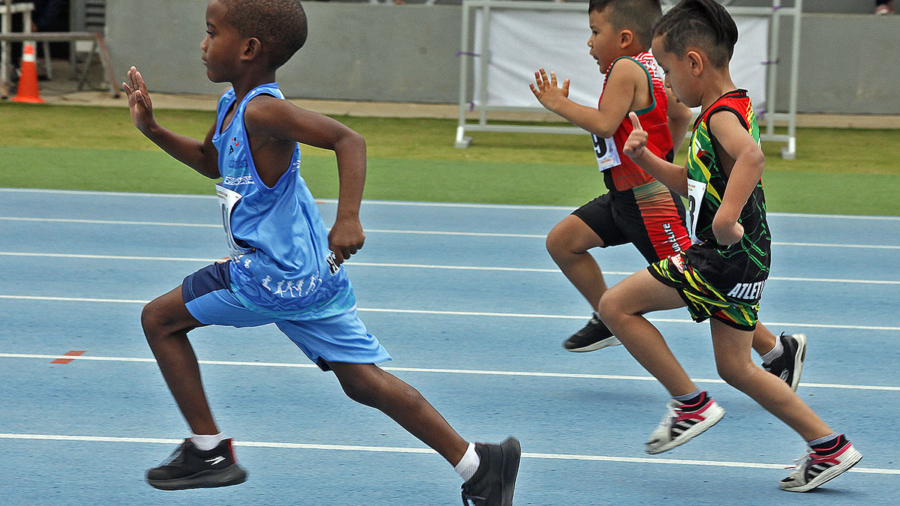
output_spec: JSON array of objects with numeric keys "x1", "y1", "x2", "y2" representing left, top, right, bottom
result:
[
  {"x1": 645, "y1": 392, "x2": 725, "y2": 455},
  {"x1": 461, "y1": 437, "x2": 521, "y2": 506},
  {"x1": 780, "y1": 435, "x2": 862, "y2": 492},
  {"x1": 562, "y1": 316, "x2": 622, "y2": 352},
  {"x1": 763, "y1": 333, "x2": 807, "y2": 392},
  {"x1": 146, "y1": 438, "x2": 247, "y2": 490}
]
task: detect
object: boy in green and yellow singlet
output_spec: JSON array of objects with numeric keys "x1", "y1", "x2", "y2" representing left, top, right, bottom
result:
[{"x1": 597, "y1": 0, "x2": 861, "y2": 493}]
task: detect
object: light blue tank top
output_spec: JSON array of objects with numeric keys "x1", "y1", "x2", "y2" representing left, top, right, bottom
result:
[{"x1": 211, "y1": 83, "x2": 355, "y2": 319}]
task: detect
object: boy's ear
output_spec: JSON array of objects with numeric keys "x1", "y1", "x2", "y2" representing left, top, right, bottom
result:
[
  {"x1": 241, "y1": 37, "x2": 262, "y2": 62},
  {"x1": 686, "y1": 49, "x2": 704, "y2": 76},
  {"x1": 619, "y1": 29, "x2": 635, "y2": 49}
]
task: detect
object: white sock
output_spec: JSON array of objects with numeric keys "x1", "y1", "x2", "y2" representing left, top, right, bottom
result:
[
  {"x1": 191, "y1": 432, "x2": 225, "y2": 451},
  {"x1": 761, "y1": 337, "x2": 785, "y2": 365},
  {"x1": 454, "y1": 442, "x2": 480, "y2": 482}
]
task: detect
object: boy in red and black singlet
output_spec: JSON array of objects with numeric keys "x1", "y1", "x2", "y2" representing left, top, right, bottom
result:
[
  {"x1": 602, "y1": 0, "x2": 861, "y2": 492},
  {"x1": 531, "y1": 0, "x2": 802, "y2": 391}
]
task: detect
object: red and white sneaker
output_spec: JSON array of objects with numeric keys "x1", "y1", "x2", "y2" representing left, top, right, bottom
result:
[
  {"x1": 645, "y1": 392, "x2": 725, "y2": 454},
  {"x1": 780, "y1": 436, "x2": 862, "y2": 492}
]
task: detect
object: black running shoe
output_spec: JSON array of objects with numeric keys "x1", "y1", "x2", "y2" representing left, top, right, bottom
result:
[
  {"x1": 461, "y1": 437, "x2": 521, "y2": 506},
  {"x1": 562, "y1": 316, "x2": 621, "y2": 352},
  {"x1": 146, "y1": 438, "x2": 247, "y2": 490},
  {"x1": 762, "y1": 333, "x2": 807, "y2": 392}
]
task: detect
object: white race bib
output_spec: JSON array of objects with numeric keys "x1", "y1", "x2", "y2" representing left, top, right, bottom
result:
[
  {"x1": 591, "y1": 134, "x2": 621, "y2": 172},
  {"x1": 217, "y1": 184, "x2": 255, "y2": 259},
  {"x1": 685, "y1": 178, "x2": 707, "y2": 244}
]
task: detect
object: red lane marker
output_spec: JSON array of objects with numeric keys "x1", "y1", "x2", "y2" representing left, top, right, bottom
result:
[{"x1": 51, "y1": 350, "x2": 86, "y2": 364}]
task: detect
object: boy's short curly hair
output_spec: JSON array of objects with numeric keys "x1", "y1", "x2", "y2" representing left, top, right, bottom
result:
[
  {"x1": 588, "y1": 0, "x2": 662, "y2": 50},
  {"x1": 652, "y1": 0, "x2": 737, "y2": 68},
  {"x1": 220, "y1": 0, "x2": 308, "y2": 71}
]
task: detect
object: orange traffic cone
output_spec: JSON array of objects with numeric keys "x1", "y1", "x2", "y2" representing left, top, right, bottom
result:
[{"x1": 12, "y1": 43, "x2": 45, "y2": 104}]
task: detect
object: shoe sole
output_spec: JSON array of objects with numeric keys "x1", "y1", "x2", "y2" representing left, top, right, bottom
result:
[
  {"x1": 788, "y1": 334, "x2": 807, "y2": 392},
  {"x1": 563, "y1": 336, "x2": 622, "y2": 353},
  {"x1": 499, "y1": 437, "x2": 522, "y2": 506},
  {"x1": 780, "y1": 447, "x2": 862, "y2": 492},
  {"x1": 147, "y1": 464, "x2": 248, "y2": 490},
  {"x1": 645, "y1": 403, "x2": 726, "y2": 455}
]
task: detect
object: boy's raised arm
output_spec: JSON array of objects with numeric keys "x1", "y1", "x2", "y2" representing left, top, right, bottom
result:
[
  {"x1": 247, "y1": 99, "x2": 367, "y2": 264},
  {"x1": 707, "y1": 111, "x2": 766, "y2": 246},
  {"x1": 623, "y1": 112, "x2": 688, "y2": 196},
  {"x1": 530, "y1": 59, "x2": 644, "y2": 138},
  {"x1": 122, "y1": 67, "x2": 220, "y2": 179}
]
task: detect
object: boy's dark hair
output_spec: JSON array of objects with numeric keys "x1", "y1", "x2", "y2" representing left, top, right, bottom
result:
[
  {"x1": 588, "y1": 0, "x2": 662, "y2": 50},
  {"x1": 652, "y1": 0, "x2": 737, "y2": 68},
  {"x1": 220, "y1": 0, "x2": 308, "y2": 71}
]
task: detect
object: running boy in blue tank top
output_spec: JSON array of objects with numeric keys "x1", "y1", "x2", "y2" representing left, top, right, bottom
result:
[{"x1": 123, "y1": 1, "x2": 520, "y2": 503}]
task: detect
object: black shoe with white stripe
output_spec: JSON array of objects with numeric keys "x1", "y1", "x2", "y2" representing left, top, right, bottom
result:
[
  {"x1": 780, "y1": 435, "x2": 862, "y2": 492},
  {"x1": 562, "y1": 316, "x2": 621, "y2": 352},
  {"x1": 645, "y1": 392, "x2": 725, "y2": 455},
  {"x1": 762, "y1": 333, "x2": 807, "y2": 392},
  {"x1": 146, "y1": 438, "x2": 247, "y2": 490}
]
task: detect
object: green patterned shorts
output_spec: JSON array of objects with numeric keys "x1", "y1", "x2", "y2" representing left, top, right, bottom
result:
[{"x1": 648, "y1": 251, "x2": 761, "y2": 331}]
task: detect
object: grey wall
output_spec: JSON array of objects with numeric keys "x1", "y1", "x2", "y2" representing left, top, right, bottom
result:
[
  {"x1": 107, "y1": 2, "x2": 462, "y2": 102},
  {"x1": 106, "y1": 1, "x2": 900, "y2": 115}
]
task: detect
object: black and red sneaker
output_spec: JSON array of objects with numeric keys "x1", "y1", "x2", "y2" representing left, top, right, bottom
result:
[
  {"x1": 645, "y1": 392, "x2": 725, "y2": 454},
  {"x1": 146, "y1": 438, "x2": 247, "y2": 490},
  {"x1": 780, "y1": 435, "x2": 862, "y2": 492}
]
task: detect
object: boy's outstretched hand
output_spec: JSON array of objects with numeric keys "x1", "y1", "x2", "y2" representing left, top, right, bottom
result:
[
  {"x1": 123, "y1": 66, "x2": 156, "y2": 134},
  {"x1": 328, "y1": 216, "x2": 365, "y2": 265},
  {"x1": 623, "y1": 112, "x2": 648, "y2": 159},
  {"x1": 530, "y1": 68, "x2": 570, "y2": 112}
]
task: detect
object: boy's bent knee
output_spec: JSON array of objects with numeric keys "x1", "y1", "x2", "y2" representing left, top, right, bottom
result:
[
  {"x1": 597, "y1": 291, "x2": 623, "y2": 324},
  {"x1": 716, "y1": 361, "x2": 756, "y2": 388},
  {"x1": 140, "y1": 288, "x2": 200, "y2": 339}
]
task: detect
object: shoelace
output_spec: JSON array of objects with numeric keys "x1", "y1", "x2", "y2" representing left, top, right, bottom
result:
[
  {"x1": 658, "y1": 400, "x2": 680, "y2": 428},
  {"x1": 461, "y1": 489, "x2": 486, "y2": 506},
  {"x1": 158, "y1": 441, "x2": 190, "y2": 467},
  {"x1": 785, "y1": 447, "x2": 813, "y2": 471}
]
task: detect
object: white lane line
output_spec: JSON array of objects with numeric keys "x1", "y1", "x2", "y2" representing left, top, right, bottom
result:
[
  {"x1": 0, "y1": 216, "x2": 220, "y2": 228},
  {"x1": 2, "y1": 252, "x2": 898, "y2": 286},
  {"x1": 2, "y1": 353, "x2": 899, "y2": 392},
  {"x1": 0, "y1": 433, "x2": 896, "y2": 474},
  {"x1": 3, "y1": 189, "x2": 900, "y2": 221},
  {"x1": 2, "y1": 217, "x2": 900, "y2": 250},
  {"x1": 2, "y1": 295, "x2": 899, "y2": 332}
]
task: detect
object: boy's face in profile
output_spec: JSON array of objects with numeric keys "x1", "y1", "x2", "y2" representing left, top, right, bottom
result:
[
  {"x1": 651, "y1": 35, "x2": 701, "y2": 108},
  {"x1": 587, "y1": 8, "x2": 622, "y2": 73},
  {"x1": 201, "y1": 0, "x2": 244, "y2": 83}
]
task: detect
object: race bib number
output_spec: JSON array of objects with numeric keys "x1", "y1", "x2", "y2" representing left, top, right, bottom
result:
[
  {"x1": 685, "y1": 178, "x2": 707, "y2": 243},
  {"x1": 216, "y1": 184, "x2": 255, "y2": 258},
  {"x1": 591, "y1": 134, "x2": 621, "y2": 171}
]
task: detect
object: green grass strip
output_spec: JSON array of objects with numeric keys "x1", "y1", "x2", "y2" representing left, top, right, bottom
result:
[{"x1": 2, "y1": 102, "x2": 899, "y2": 215}]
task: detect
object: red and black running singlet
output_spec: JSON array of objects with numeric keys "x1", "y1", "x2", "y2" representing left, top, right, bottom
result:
[{"x1": 593, "y1": 52, "x2": 674, "y2": 192}]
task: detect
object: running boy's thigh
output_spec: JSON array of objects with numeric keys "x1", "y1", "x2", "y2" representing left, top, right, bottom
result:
[
  {"x1": 275, "y1": 308, "x2": 391, "y2": 372},
  {"x1": 548, "y1": 213, "x2": 607, "y2": 251},
  {"x1": 182, "y1": 262, "x2": 277, "y2": 328},
  {"x1": 603, "y1": 268, "x2": 686, "y2": 315},
  {"x1": 571, "y1": 193, "x2": 629, "y2": 249}
]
